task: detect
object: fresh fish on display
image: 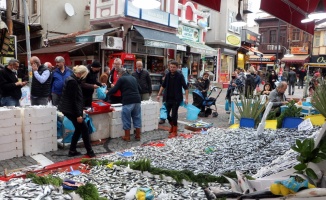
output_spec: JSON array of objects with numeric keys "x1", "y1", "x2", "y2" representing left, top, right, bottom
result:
[
  {"x1": 223, "y1": 175, "x2": 243, "y2": 193},
  {"x1": 238, "y1": 189, "x2": 282, "y2": 200}
]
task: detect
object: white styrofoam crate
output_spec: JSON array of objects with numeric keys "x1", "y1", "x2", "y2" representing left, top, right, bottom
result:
[
  {"x1": 0, "y1": 108, "x2": 21, "y2": 120},
  {"x1": 109, "y1": 118, "x2": 122, "y2": 125},
  {"x1": 0, "y1": 141, "x2": 23, "y2": 152},
  {"x1": 0, "y1": 117, "x2": 22, "y2": 128},
  {"x1": 21, "y1": 106, "x2": 56, "y2": 118},
  {"x1": 0, "y1": 149, "x2": 23, "y2": 161},
  {"x1": 109, "y1": 124, "x2": 124, "y2": 138},
  {"x1": 108, "y1": 111, "x2": 121, "y2": 119},
  {"x1": 89, "y1": 113, "x2": 110, "y2": 141},
  {"x1": 23, "y1": 123, "x2": 55, "y2": 134},
  {"x1": 0, "y1": 125, "x2": 22, "y2": 137},
  {"x1": 25, "y1": 129, "x2": 56, "y2": 140},
  {"x1": 0, "y1": 133, "x2": 22, "y2": 145},
  {"x1": 23, "y1": 136, "x2": 57, "y2": 156},
  {"x1": 23, "y1": 115, "x2": 56, "y2": 125}
]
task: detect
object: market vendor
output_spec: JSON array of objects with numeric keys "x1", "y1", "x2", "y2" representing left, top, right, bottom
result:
[{"x1": 268, "y1": 81, "x2": 288, "y2": 116}]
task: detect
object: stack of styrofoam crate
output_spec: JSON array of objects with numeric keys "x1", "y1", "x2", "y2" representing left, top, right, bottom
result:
[
  {"x1": 21, "y1": 106, "x2": 57, "y2": 156},
  {"x1": 0, "y1": 107, "x2": 23, "y2": 160},
  {"x1": 108, "y1": 109, "x2": 125, "y2": 138},
  {"x1": 141, "y1": 101, "x2": 159, "y2": 132},
  {"x1": 89, "y1": 112, "x2": 111, "y2": 141}
]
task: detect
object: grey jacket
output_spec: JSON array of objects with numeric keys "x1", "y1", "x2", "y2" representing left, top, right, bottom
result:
[{"x1": 268, "y1": 89, "x2": 286, "y2": 107}]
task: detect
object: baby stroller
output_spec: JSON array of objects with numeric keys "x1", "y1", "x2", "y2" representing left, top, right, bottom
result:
[{"x1": 192, "y1": 86, "x2": 222, "y2": 117}]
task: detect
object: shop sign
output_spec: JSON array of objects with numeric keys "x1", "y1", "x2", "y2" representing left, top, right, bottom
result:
[
  {"x1": 2, "y1": 35, "x2": 16, "y2": 58},
  {"x1": 311, "y1": 55, "x2": 326, "y2": 63},
  {"x1": 169, "y1": 14, "x2": 179, "y2": 28},
  {"x1": 177, "y1": 45, "x2": 187, "y2": 51},
  {"x1": 241, "y1": 29, "x2": 260, "y2": 45},
  {"x1": 177, "y1": 25, "x2": 200, "y2": 42},
  {"x1": 144, "y1": 40, "x2": 177, "y2": 49},
  {"x1": 291, "y1": 46, "x2": 308, "y2": 54},
  {"x1": 141, "y1": 9, "x2": 169, "y2": 26},
  {"x1": 249, "y1": 57, "x2": 273, "y2": 62},
  {"x1": 125, "y1": 1, "x2": 140, "y2": 18},
  {"x1": 226, "y1": 33, "x2": 241, "y2": 47},
  {"x1": 191, "y1": 47, "x2": 206, "y2": 55},
  {"x1": 76, "y1": 35, "x2": 103, "y2": 43}
]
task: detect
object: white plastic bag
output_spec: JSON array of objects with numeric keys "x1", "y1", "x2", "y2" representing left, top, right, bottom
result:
[
  {"x1": 298, "y1": 118, "x2": 313, "y2": 131},
  {"x1": 20, "y1": 86, "x2": 31, "y2": 106}
]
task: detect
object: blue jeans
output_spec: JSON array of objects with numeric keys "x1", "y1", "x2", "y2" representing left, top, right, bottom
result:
[
  {"x1": 121, "y1": 103, "x2": 141, "y2": 130},
  {"x1": 1, "y1": 96, "x2": 20, "y2": 106}
]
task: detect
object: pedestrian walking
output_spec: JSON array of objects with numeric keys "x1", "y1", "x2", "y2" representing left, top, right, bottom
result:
[
  {"x1": 107, "y1": 68, "x2": 142, "y2": 141},
  {"x1": 58, "y1": 65, "x2": 96, "y2": 158},
  {"x1": 269, "y1": 70, "x2": 278, "y2": 89},
  {"x1": 156, "y1": 60, "x2": 189, "y2": 138},
  {"x1": 81, "y1": 60, "x2": 104, "y2": 107},
  {"x1": 287, "y1": 67, "x2": 296, "y2": 95},
  {"x1": 298, "y1": 66, "x2": 307, "y2": 89},
  {"x1": 108, "y1": 58, "x2": 123, "y2": 104},
  {"x1": 30, "y1": 56, "x2": 52, "y2": 105},
  {"x1": 0, "y1": 59, "x2": 28, "y2": 106},
  {"x1": 51, "y1": 56, "x2": 72, "y2": 106},
  {"x1": 132, "y1": 61, "x2": 152, "y2": 101}
]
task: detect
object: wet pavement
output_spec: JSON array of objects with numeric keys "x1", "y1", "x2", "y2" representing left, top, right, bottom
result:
[{"x1": 0, "y1": 85, "x2": 306, "y2": 176}]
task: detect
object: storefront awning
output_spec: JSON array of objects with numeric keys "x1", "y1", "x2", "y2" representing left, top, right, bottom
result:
[
  {"x1": 30, "y1": 43, "x2": 95, "y2": 66},
  {"x1": 191, "y1": 0, "x2": 221, "y2": 12},
  {"x1": 182, "y1": 40, "x2": 217, "y2": 56},
  {"x1": 75, "y1": 27, "x2": 119, "y2": 43},
  {"x1": 241, "y1": 45, "x2": 263, "y2": 57},
  {"x1": 134, "y1": 26, "x2": 186, "y2": 50},
  {"x1": 249, "y1": 54, "x2": 276, "y2": 63},
  {"x1": 281, "y1": 55, "x2": 310, "y2": 64}
]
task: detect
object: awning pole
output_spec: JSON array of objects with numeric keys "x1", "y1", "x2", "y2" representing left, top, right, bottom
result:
[
  {"x1": 275, "y1": 19, "x2": 280, "y2": 68},
  {"x1": 23, "y1": 0, "x2": 32, "y2": 85}
]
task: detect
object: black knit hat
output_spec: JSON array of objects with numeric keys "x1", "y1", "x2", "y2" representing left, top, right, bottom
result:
[{"x1": 91, "y1": 60, "x2": 101, "y2": 68}]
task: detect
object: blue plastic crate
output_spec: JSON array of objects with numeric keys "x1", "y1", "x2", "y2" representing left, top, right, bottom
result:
[
  {"x1": 240, "y1": 118, "x2": 255, "y2": 128},
  {"x1": 282, "y1": 117, "x2": 303, "y2": 128}
]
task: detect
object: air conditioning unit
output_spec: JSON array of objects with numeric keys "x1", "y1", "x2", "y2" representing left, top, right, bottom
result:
[{"x1": 101, "y1": 36, "x2": 123, "y2": 50}]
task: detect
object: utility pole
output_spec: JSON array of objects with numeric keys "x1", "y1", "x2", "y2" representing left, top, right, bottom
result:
[
  {"x1": 22, "y1": 0, "x2": 32, "y2": 84},
  {"x1": 6, "y1": 0, "x2": 12, "y2": 35}
]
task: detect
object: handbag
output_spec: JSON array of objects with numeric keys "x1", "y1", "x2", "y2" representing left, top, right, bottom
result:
[
  {"x1": 96, "y1": 86, "x2": 107, "y2": 100},
  {"x1": 84, "y1": 114, "x2": 96, "y2": 134}
]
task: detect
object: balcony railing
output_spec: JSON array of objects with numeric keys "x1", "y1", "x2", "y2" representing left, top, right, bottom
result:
[{"x1": 259, "y1": 43, "x2": 289, "y2": 53}]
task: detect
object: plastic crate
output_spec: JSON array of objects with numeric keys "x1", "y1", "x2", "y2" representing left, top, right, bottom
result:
[
  {"x1": 265, "y1": 120, "x2": 277, "y2": 130},
  {"x1": 92, "y1": 100, "x2": 111, "y2": 113},
  {"x1": 240, "y1": 118, "x2": 255, "y2": 128},
  {"x1": 282, "y1": 117, "x2": 303, "y2": 128},
  {"x1": 304, "y1": 114, "x2": 325, "y2": 126}
]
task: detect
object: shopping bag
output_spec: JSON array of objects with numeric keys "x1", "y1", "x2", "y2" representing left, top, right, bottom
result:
[
  {"x1": 96, "y1": 86, "x2": 107, "y2": 100},
  {"x1": 63, "y1": 116, "x2": 75, "y2": 131},
  {"x1": 225, "y1": 99, "x2": 229, "y2": 111},
  {"x1": 84, "y1": 114, "x2": 96, "y2": 134},
  {"x1": 159, "y1": 103, "x2": 167, "y2": 120},
  {"x1": 20, "y1": 86, "x2": 31, "y2": 106}
]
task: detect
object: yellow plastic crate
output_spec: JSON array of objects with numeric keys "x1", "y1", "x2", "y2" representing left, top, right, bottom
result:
[
  {"x1": 304, "y1": 114, "x2": 325, "y2": 126},
  {"x1": 265, "y1": 120, "x2": 277, "y2": 130},
  {"x1": 229, "y1": 124, "x2": 239, "y2": 129}
]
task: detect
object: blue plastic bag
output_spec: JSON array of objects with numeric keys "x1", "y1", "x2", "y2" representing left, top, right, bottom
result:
[
  {"x1": 225, "y1": 99, "x2": 229, "y2": 111},
  {"x1": 160, "y1": 103, "x2": 167, "y2": 120},
  {"x1": 97, "y1": 86, "x2": 107, "y2": 100},
  {"x1": 63, "y1": 116, "x2": 75, "y2": 131},
  {"x1": 84, "y1": 114, "x2": 96, "y2": 134}
]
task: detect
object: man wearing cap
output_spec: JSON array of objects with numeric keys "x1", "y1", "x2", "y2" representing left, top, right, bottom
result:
[
  {"x1": 51, "y1": 56, "x2": 72, "y2": 106},
  {"x1": 30, "y1": 56, "x2": 52, "y2": 105},
  {"x1": 81, "y1": 60, "x2": 105, "y2": 107},
  {"x1": 0, "y1": 59, "x2": 28, "y2": 106}
]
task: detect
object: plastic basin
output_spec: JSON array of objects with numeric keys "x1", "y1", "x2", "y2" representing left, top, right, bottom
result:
[
  {"x1": 265, "y1": 120, "x2": 277, "y2": 130},
  {"x1": 240, "y1": 118, "x2": 255, "y2": 128},
  {"x1": 304, "y1": 114, "x2": 325, "y2": 126},
  {"x1": 282, "y1": 117, "x2": 303, "y2": 128}
]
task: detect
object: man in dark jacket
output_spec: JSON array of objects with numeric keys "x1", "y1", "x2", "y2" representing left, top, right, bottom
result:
[
  {"x1": 157, "y1": 60, "x2": 189, "y2": 138},
  {"x1": 107, "y1": 68, "x2": 142, "y2": 141},
  {"x1": 59, "y1": 65, "x2": 95, "y2": 158},
  {"x1": 30, "y1": 56, "x2": 52, "y2": 105},
  {"x1": 81, "y1": 60, "x2": 104, "y2": 107},
  {"x1": 0, "y1": 59, "x2": 28, "y2": 106},
  {"x1": 132, "y1": 61, "x2": 152, "y2": 101},
  {"x1": 298, "y1": 66, "x2": 307, "y2": 89},
  {"x1": 51, "y1": 56, "x2": 72, "y2": 106},
  {"x1": 287, "y1": 67, "x2": 297, "y2": 95}
]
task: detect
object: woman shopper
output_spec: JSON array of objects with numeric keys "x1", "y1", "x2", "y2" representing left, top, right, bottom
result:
[{"x1": 58, "y1": 65, "x2": 96, "y2": 158}]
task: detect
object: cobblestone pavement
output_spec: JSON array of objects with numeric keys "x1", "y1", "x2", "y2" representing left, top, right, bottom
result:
[{"x1": 0, "y1": 85, "x2": 305, "y2": 176}]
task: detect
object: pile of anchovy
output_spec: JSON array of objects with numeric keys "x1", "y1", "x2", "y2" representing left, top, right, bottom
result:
[
  {"x1": 103, "y1": 127, "x2": 320, "y2": 177},
  {"x1": 0, "y1": 127, "x2": 321, "y2": 199}
]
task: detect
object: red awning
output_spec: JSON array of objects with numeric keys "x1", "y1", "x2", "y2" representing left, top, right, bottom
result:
[
  {"x1": 191, "y1": 0, "x2": 221, "y2": 12},
  {"x1": 241, "y1": 45, "x2": 263, "y2": 56},
  {"x1": 281, "y1": 55, "x2": 310, "y2": 64},
  {"x1": 260, "y1": 0, "x2": 326, "y2": 35}
]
